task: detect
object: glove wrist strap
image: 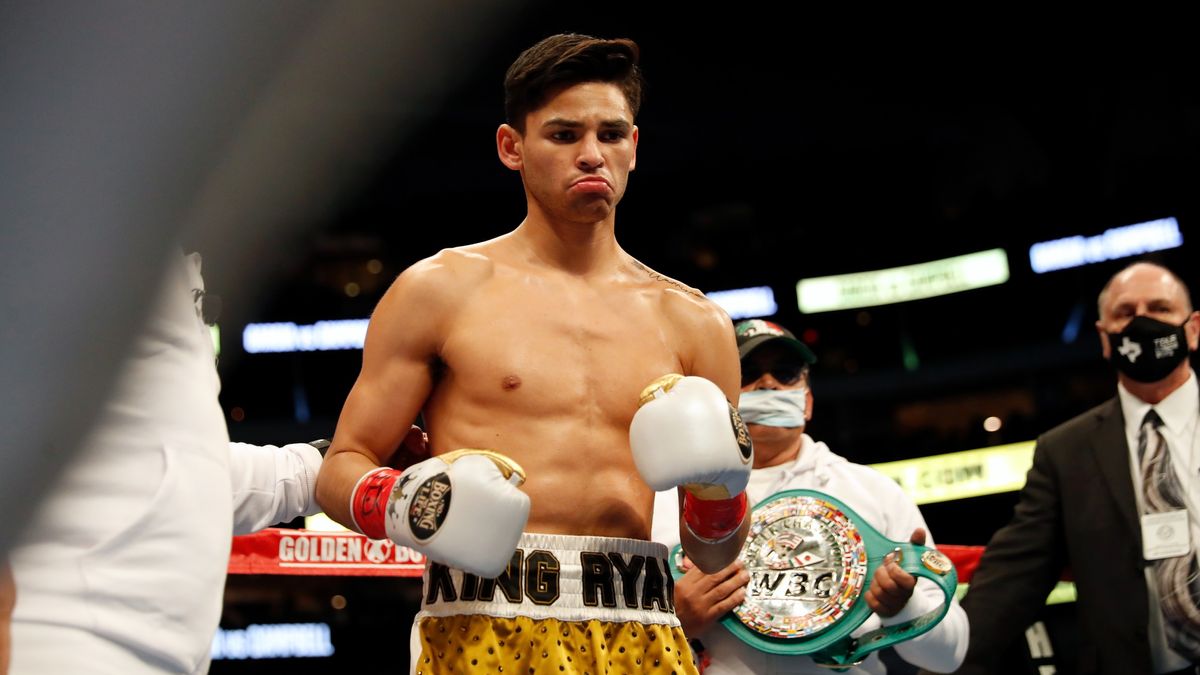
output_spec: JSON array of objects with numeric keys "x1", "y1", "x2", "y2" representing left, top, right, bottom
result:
[
  {"x1": 349, "y1": 467, "x2": 402, "y2": 540},
  {"x1": 683, "y1": 491, "x2": 747, "y2": 542}
]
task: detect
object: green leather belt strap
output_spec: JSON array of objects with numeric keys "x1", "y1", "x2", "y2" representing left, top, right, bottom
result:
[{"x1": 670, "y1": 489, "x2": 958, "y2": 671}]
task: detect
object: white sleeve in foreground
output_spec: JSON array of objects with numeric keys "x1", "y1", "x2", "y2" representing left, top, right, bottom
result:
[{"x1": 229, "y1": 442, "x2": 324, "y2": 535}]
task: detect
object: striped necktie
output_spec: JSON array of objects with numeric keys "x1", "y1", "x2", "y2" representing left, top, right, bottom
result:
[{"x1": 1140, "y1": 409, "x2": 1200, "y2": 658}]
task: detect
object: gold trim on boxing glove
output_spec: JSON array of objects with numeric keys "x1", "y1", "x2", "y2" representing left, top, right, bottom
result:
[
  {"x1": 682, "y1": 482, "x2": 734, "y2": 500},
  {"x1": 438, "y1": 449, "x2": 527, "y2": 486},
  {"x1": 637, "y1": 373, "x2": 685, "y2": 408}
]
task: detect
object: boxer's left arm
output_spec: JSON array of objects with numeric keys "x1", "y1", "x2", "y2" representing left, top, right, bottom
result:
[
  {"x1": 645, "y1": 297, "x2": 749, "y2": 573},
  {"x1": 682, "y1": 300, "x2": 748, "y2": 573}
]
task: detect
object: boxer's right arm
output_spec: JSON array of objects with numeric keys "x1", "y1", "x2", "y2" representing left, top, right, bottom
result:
[
  {"x1": 315, "y1": 255, "x2": 530, "y2": 576},
  {"x1": 315, "y1": 259, "x2": 449, "y2": 528},
  {"x1": 316, "y1": 254, "x2": 475, "y2": 523}
]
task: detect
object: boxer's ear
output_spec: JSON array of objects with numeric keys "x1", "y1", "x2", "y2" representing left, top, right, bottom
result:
[{"x1": 497, "y1": 124, "x2": 523, "y2": 171}]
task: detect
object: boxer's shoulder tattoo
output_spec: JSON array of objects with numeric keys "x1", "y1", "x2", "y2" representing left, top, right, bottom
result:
[{"x1": 631, "y1": 260, "x2": 703, "y2": 299}]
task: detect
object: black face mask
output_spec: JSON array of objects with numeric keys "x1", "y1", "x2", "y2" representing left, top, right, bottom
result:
[{"x1": 1107, "y1": 315, "x2": 1192, "y2": 383}]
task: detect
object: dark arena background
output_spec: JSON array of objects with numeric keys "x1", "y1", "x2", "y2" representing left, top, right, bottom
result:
[{"x1": 5, "y1": 5, "x2": 1195, "y2": 674}]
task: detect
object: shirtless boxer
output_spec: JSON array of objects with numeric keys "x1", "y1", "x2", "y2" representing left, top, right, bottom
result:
[{"x1": 314, "y1": 34, "x2": 751, "y2": 674}]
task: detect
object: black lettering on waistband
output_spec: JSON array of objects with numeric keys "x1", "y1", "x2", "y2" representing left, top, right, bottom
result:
[
  {"x1": 426, "y1": 562, "x2": 457, "y2": 604},
  {"x1": 608, "y1": 552, "x2": 645, "y2": 609},
  {"x1": 525, "y1": 550, "x2": 560, "y2": 606},
  {"x1": 581, "y1": 552, "x2": 617, "y2": 608},
  {"x1": 478, "y1": 549, "x2": 524, "y2": 603},
  {"x1": 460, "y1": 572, "x2": 479, "y2": 601},
  {"x1": 641, "y1": 556, "x2": 669, "y2": 612}
]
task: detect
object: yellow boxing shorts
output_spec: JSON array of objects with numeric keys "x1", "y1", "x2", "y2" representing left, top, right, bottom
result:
[{"x1": 414, "y1": 533, "x2": 697, "y2": 674}]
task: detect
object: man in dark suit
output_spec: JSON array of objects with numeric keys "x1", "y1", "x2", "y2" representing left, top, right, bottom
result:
[{"x1": 944, "y1": 262, "x2": 1200, "y2": 675}]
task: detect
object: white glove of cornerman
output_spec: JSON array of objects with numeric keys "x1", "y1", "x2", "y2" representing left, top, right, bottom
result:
[
  {"x1": 629, "y1": 374, "x2": 753, "y2": 541},
  {"x1": 350, "y1": 449, "x2": 530, "y2": 578}
]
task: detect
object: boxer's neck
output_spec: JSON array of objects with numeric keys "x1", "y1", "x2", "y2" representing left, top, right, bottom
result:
[{"x1": 512, "y1": 216, "x2": 622, "y2": 276}]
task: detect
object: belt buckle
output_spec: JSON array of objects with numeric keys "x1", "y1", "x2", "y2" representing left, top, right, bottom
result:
[
  {"x1": 671, "y1": 489, "x2": 958, "y2": 667},
  {"x1": 733, "y1": 491, "x2": 868, "y2": 642}
]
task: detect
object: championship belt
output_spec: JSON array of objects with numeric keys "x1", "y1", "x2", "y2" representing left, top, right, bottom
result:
[{"x1": 670, "y1": 489, "x2": 957, "y2": 670}]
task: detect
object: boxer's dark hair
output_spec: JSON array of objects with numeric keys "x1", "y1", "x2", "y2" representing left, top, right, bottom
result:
[{"x1": 504, "y1": 34, "x2": 643, "y2": 133}]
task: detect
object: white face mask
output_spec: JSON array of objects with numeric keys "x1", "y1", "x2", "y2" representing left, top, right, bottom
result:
[{"x1": 737, "y1": 387, "x2": 808, "y2": 428}]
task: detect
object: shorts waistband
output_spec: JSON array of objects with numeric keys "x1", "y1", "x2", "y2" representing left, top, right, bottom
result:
[{"x1": 419, "y1": 533, "x2": 678, "y2": 626}]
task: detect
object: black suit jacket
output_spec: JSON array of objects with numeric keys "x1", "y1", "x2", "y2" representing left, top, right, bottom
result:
[{"x1": 951, "y1": 397, "x2": 1153, "y2": 675}]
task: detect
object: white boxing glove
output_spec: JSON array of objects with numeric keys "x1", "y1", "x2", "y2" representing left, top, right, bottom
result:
[
  {"x1": 630, "y1": 374, "x2": 753, "y2": 543},
  {"x1": 350, "y1": 449, "x2": 530, "y2": 578},
  {"x1": 630, "y1": 374, "x2": 753, "y2": 497}
]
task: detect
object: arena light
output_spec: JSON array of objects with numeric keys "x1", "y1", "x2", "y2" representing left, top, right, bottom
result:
[
  {"x1": 796, "y1": 249, "x2": 1009, "y2": 313},
  {"x1": 1029, "y1": 216, "x2": 1182, "y2": 274},
  {"x1": 242, "y1": 319, "x2": 369, "y2": 353},
  {"x1": 706, "y1": 286, "x2": 778, "y2": 320},
  {"x1": 868, "y1": 440, "x2": 1035, "y2": 505},
  {"x1": 211, "y1": 623, "x2": 334, "y2": 660}
]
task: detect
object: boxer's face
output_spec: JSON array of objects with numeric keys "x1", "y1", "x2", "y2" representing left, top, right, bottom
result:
[{"x1": 497, "y1": 82, "x2": 638, "y2": 224}]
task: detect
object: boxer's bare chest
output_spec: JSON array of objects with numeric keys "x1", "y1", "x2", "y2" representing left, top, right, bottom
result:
[{"x1": 437, "y1": 270, "x2": 683, "y2": 422}]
